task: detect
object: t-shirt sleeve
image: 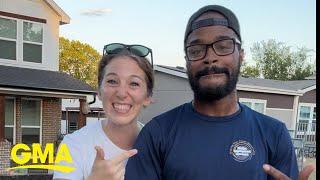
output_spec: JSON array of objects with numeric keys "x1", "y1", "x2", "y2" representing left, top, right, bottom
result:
[
  {"x1": 269, "y1": 123, "x2": 299, "y2": 179},
  {"x1": 53, "y1": 135, "x2": 85, "y2": 180},
  {"x1": 125, "y1": 120, "x2": 164, "y2": 180}
]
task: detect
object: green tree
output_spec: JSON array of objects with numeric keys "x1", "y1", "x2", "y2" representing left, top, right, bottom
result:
[
  {"x1": 240, "y1": 62, "x2": 260, "y2": 78},
  {"x1": 251, "y1": 39, "x2": 315, "y2": 80},
  {"x1": 59, "y1": 37, "x2": 101, "y2": 89},
  {"x1": 290, "y1": 47, "x2": 315, "y2": 80}
]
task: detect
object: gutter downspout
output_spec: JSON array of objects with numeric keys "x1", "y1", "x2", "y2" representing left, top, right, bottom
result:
[{"x1": 88, "y1": 93, "x2": 96, "y2": 105}]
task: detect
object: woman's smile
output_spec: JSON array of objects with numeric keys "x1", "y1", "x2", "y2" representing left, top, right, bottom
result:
[{"x1": 112, "y1": 103, "x2": 132, "y2": 114}]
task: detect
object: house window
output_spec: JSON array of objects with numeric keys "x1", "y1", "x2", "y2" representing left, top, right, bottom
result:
[
  {"x1": 297, "y1": 104, "x2": 316, "y2": 133},
  {"x1": 312, "y1": 107, "x2": 316, "y2": 131},
  {"x1": 23, "y1": 21, "x2": 43, "y2": 63},
  {"x1": 21, "y1": 99, "x2": 41, "y2": 145},
  {"x1": 68, "y1": 121, "x2": 78, "y2": 133},
  {"x1": 0, "y1": 17, "x2": 17, "y2": 60},
  {"x1": 239, "y1": 98, "x2": 266, "y2": 114},
  {"x1": 5, "y1": 98, "x2": 15, "y2": 144}
]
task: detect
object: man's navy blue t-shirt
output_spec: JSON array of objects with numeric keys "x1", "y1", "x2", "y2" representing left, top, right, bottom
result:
[{"x1": 125, "y1": 102, "x2": 298, "y2": 180}]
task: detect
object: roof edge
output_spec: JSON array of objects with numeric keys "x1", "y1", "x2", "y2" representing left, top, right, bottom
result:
[
  {"x1": 236, "y1": 84, "x2": 303, "y2": 96},
  {"x1": 154, "y1": 65, "x2": 188, "y2": 79},
  {"x1": 298, "y1": 84, "x2": 316, "y2": 94},
  {"x1": 154, "y1": 65, "x2": 304, "y2": 95},
  {"x1": 44, "y1": 0, "x2": 70, "y2": 24},
  {"x1": 1, "y1": 84, "x2": 95, "y2": 95},
  {"x1": 0, "y1": 87, "x2": 93, "y2": 99}
]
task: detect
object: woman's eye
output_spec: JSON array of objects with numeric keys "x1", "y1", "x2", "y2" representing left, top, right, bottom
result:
[
  {"x1": 130, "y1": 82, "x2": 140, "y2": 87},
  {"x1": 106, "y1": 79, "x2": 117, "y2": 85}
]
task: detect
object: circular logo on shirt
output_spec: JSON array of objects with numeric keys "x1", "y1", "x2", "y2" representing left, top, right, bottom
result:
[{"x1": 229, "y1": 140, "x2": 255, "y2": 162}]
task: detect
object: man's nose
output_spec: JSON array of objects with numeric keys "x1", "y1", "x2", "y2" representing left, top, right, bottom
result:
[{"x1": 203, "y1": 46, "x2": 218, "y2": 65}]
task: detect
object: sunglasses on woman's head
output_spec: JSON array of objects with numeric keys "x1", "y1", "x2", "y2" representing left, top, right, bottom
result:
[{"x1": 103, "y1": 43, "x2": 153, "y2": 66}]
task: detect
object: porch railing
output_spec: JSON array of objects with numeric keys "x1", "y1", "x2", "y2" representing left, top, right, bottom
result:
[
  {"x1": 295, "y1": 122, "x2": 316, "y2": 144},
  {"x1": 289, "y1": 121, "x2": 316, "y2": 170}
]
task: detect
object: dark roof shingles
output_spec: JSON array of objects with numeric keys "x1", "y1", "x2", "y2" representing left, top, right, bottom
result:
[
  {"x1": 155, "y1": 65, "x2": 316, "y2": 91},
  {"x1": 0, "y1": 65, "x2": 94, "y2": 93}
]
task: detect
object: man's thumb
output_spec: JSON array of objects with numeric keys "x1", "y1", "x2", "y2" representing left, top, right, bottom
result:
[{"x1": 94, "y1": 146, "x2": 105, "y2": 161}]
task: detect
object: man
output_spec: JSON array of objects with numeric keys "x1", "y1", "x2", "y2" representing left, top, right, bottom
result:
[{"x1": 125, "y1": 5, "x2": 305, "y2": 179}]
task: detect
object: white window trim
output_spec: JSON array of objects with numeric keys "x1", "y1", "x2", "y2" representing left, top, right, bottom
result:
[
  {"x1": 4, "y1": 97, "x2": 16, "y2": 144},
  {"x1": 297, "y1": 103, "x2": 316, "y2": 135},
  {"x1": 266, "y1": 107, "x2": 293, "y2": 111},
  {"x1": 22, "y1": 20, "x2": 44, "y2": 64},
  {"x1": 299, "y1": 103, "x2": 316, "y2": 108},
  {"x1": 21, "y1": 98, "x2": 42, "y2": 144},
  {"x1": 0, "y1": 36, "x2": 17, "y2": 42},
  {"x1": 239, "y1": 98, "x2": 267, "y2": 114},
  {"x1": 0, "y1": 16, "x2": 18, "y2": 61},
  {"x1": 21, "y1": 125, "x2": 41, "y2": 128}
]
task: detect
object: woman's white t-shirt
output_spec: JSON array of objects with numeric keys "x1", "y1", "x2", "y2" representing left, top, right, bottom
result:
[{"x1": 53, "y1": 120, "x2": 125, "y2": 180}]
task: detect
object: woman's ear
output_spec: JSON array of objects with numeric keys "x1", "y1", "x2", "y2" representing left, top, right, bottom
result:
[
  {"x1": 97, "y1": 90, "x2": 102, "y2": 101},
  {"x1": 143, "y1": 97, "x2": 152, "y2": 108}
]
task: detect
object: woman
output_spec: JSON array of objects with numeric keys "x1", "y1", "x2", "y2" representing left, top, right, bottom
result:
[{"x1": 53, "y1": 43, "x2": 154, "y2": 180}]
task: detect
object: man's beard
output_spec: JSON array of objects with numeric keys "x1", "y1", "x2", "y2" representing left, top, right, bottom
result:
[{"x1": 187, "y1": 62, "x2": 240, "y2": 103}]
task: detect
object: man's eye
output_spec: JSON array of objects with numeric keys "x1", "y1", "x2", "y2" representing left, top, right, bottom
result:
[
  {"x1": 188, "y1": 46, "x2": 205, "y2": 57},
  {"x1": 215, "y1": 44, "x2": 230, "y2": 50},
  {"x1": 215, "y1": 41, "x2": 233, "y2": 50},
  {"x1": 190, "y1": 49, "x2": 202, "y2": 55}
]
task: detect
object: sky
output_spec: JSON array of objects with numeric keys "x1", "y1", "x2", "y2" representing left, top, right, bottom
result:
[{"x1": 54, "y1": 0, "x2": 316, "y2": 67}]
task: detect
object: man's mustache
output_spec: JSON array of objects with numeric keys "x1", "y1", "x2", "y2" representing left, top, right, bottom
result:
[{"x1": 195, "y1": 66, "x2": 230, "y2": 80}]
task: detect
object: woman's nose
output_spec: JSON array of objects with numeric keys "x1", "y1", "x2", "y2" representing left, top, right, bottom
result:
[{"x1": 115, "y1": 84, "x2": 129, "y2": 99}]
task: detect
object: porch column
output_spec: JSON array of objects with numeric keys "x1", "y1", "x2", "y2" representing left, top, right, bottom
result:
[
  {"x1": 0, "y1": 95, "x2": 5, "y2": 142},
  {"x1": 0, "y1": 95, "x2": 11, "y2": 175},
  {"x1": 292, "y1": 95, "x2": 300, "y2": 137},
  {"x1": 78, "y1": 99, "x2": 87, "y2": 129}
]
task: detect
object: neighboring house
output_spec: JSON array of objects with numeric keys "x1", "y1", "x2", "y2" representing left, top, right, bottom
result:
[
  {"x1": 0, "y1": 0, "x2": 94, "y2": 176},
  {"x1": 61, "y1": 97, "x2": 103, "y2": 134},
  {"x1": 145, "y1": 65, "x2": 316, "y2": 142},
  {"x1": 63, "y1": 65, "x2": 316, "y2": 144},
  {"x1": 149, "y1": 66, "x2": 316, "y2": 137},
  {"x1": 305, "y1": 74, "x2": 316, "y2": 80}
]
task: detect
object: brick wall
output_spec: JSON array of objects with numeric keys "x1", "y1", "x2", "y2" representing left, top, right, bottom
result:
[
  {"x1": 15, "y1": 98, "x2": 22, "y2": 144},
  {"x1": 42, "y1": 98, "x2": 61, "y2": 147},
  {"x1": 0, "y1": 140, "x2": 12, "y2": 175}
]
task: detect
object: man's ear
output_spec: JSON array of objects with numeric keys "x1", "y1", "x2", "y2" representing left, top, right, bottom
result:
[
  {"x1": 185, "y1": 56, "x2": 191, "y2": 69},
  {"x1": 239, "y1": 48, "x2": 245, "y2": 65}
]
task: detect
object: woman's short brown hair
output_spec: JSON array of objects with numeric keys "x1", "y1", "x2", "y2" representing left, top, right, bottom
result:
[{"x1": 98, "y1": 50, "x2": 154, "y2": 97}]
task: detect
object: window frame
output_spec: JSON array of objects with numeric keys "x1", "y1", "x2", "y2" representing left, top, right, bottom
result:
[
  {"x1": 0, "y1": 16, "x2": 44, "y2": 65},
  {"x1": 0, "y1": 16, "x2": 18, "y2": 61},
  {"x1": 239, "y1": 98, "x2": 267, "y2": 114},
  {"x1": 21, "y1": 98, "x2": 42, "y2": 145},
  {"x1": 22, "y1": 20, "x2": 43, "y2": 63},
  {"x1": 297, "y1": 103, "x2": 316, "y2": 135},
  {"x1": 4, "y1": 97, "x2": 16, "y2": 144}
]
